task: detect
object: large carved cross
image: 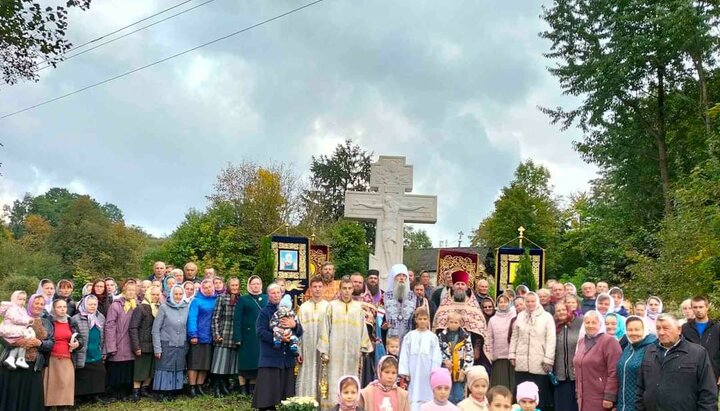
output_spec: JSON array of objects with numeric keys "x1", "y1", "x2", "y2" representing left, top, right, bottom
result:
[{"x1": 344, "y1": 156, "x2": 437, "y2": 288}]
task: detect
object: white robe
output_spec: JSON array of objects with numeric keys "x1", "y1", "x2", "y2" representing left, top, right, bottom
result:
[
  {"x1": 296, "y1": 299, "x2": 329, "y2": 401},
  {"x1": 317, "y1": 299, "x2": 373, "y2": 411},
  {"x1": 399, "y1": 329, "x2": 443, "y2": 411}
]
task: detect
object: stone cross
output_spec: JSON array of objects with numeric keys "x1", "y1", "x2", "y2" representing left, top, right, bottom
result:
[{"x1": 344, "y1": 156, "x2": 437, "y2": 288}]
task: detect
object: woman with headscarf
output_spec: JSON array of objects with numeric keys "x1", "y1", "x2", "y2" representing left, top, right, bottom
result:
[
  {"x1": 573, "y1": 310, "x2": 622, "y2": 411},
  {"x1": 486, "y1": 294, "x2": 516, "y2": 391},
  {"x1": 480, "y1": 297, "x2": 495, "y2": 324},
  {"x1": 152, "y1": 285, "x2": 189, "y2": 401},
  {"x1": 91, "y1": 279, "x2": 112, "y2": 317},
  {"x1": 183, "y1": 281, "x2": 196, "y2": 303},
  {"x1": 515, "y1": 285, "x2": 529, "y2": 297},
  {"x1": 44, "y1": 298, "x2": 82, "y2": 409},
  {"x1": 161, "y1": 276, "x2": 177, "y2": 302},
  {"x1": 186, "y1": 278, "x2": 218, "y2": 397},
  {"x1": 565, "y1": 294, "x2": 584, "y2": 317},
  {"x1": 210, "y1": 277, "x2": 241, "y2": 397},
  {"x1": 104, "y1": 277, "x2": 118, "y2": 298},
  {"x1": 605, "y1": 312, "x2": 627, "y2": 349},
  {"x1": 508, "y1": 291, "x2": 556, "y2": 410},
  {"x1": 0, "y1": 294, "x2": 54, "y2": 411},
  {"x1": 54, "y1": 279, "x2": 77, "y2": 317},
  {"x1": 553, "y1": 300, "x2": 583, "y2": 411},
  {"x1": 129, "y1": 285, "x2": 161, "y2": 401},
  {"x1": 104, "y1": 279, "x2": 138, "y2": 400},
  {"x1": 565, "y1": 282, "x2": 578, "y2": 295},
  {"x1": 233, "y1": 275, "x2": 267, "y2": 395},
  {"x1": 644, "y1": 296, "x2": 663, "y2": 335},
  {"x1": 81, "y1": 283, "x2": 93, "y2": 297},
  {"x1": 36, "y1": 279, "x2": 55, "y2": 314},
  {"x1": 213, "y1": 277, "x2": 226, "y2": 296},
  {"x1": 608, "y1": 287, "x2": 629, "y2": 317},
  {"x1": 615, "y1": 315, "x2": 658, "y2": 411},
  {"x1": 71, "y1": 294, "x2": 108, "y2": 404},
  {"x1": 594, "y1": 293, "x2": 615, "y2": 317}
]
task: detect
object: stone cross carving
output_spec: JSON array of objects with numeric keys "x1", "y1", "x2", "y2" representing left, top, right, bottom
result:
[{"x1": 344, "y1": 156, "x2": 437, "y2": 288}]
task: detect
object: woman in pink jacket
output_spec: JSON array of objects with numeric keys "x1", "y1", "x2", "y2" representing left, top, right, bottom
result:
[
  {"x1": 104, "y1": 280, "x2": 138, "y2": 400},
  {"x1": 486, "y1": 294, "x2": 516, "y2": 391},
  {"x1": 573, "y1": 310, "x2": 622, "y2": 411}
]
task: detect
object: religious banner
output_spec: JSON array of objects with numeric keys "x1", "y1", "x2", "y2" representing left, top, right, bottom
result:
[
  {"x1": 309, "y1": 244, "x2": 330, "y2": 276},
  {"x1": 271, "y1": 235, "x2": 310, "y2": 307},
  {"x1": 436, "y1": 249, "x2": 480, "y2": 288},
  {"x1": 495, "y1": 247, "x2": 545, "y2": 295}
]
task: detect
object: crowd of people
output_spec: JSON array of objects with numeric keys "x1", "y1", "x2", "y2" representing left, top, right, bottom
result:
[{"x1": 0, "y1": 260, "x2": 718, "y2": 411}]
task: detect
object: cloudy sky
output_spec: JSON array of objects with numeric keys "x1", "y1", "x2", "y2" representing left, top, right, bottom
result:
[{"x1": 0, "y1": 0, "x2": 596, "y2": 246}]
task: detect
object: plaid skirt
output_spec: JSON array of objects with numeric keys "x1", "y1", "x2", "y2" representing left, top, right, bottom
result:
[{"x1": 210, "y1": 346, "x2": 238, "y2": 375}]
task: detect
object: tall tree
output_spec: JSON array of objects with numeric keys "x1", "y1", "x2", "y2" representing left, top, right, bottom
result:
[
  {"x1": 403, "y1": 225, "x2": 432, "y2": 249},
  {"x1": 541, "y1": 0, "x2": 719, "y2": 217},
  {"x1": 328, "y1": 220, "x2": 370, "y2": 277},
  {"x1": 1, "y1": 0, "x2": 93, "y2": 85}
]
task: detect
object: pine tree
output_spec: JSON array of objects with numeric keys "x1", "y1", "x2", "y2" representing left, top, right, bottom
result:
[{"x1": 512, "y1": 249, "x2": 537, "y2": 291}]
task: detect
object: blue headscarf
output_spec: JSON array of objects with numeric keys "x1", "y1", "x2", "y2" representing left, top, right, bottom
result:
[{"x1": 605, "y1": 312, "x2": 626, "y2": 341}]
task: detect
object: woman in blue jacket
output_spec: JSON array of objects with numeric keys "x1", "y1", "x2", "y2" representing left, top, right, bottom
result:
[
  {"x1": 252, "y1": 283, "x2": 303, "y2": 411},
  {"x1": 616, "y1": 315, "x2": 657, "y2": 411},
  {"x1": 186, "y1": 278, "x2": 218, "y2": 396}
]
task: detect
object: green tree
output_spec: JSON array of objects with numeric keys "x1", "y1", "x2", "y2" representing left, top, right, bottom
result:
[
  {"x1": 329, "y1": 220, "x2": 370, "y2": 277},
  {"x1": 512, "y1": 249, "x2": 537, "y2": 291},
  {"x1": 253, "y1": 236, "x2": 276, "y2": 288},
  {"x1": 471, "y1": 160, "x2": 562, "y2": 276},
  {"x1": 404, "y1": 226, "x2": 432, "y2": 249},
  {"x1": 1, "y1": 0, "x2": 93, "y2": 85}
]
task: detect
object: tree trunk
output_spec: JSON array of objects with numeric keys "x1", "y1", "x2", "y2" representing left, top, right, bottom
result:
[{"x1": 656, "y1": 66, "x2": 672, "y2": 217}]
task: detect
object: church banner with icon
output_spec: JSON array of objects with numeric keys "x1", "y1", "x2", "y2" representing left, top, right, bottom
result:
[
  {"x1": 436, "y1": 249, "x2": 481, "y2": 288},
  {"x1": 271, "y1": 236, "x2": 309, "y2": 307},
  {"x1": 309, "y1": 244, "x2": 330, "y2": 277},
  {"x1": 495, "y1": 247, "x2": 545, "y2": 295}
]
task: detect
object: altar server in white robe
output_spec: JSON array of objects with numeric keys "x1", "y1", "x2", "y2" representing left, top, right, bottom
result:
[
  {"x1": 399, "y1": 306, "x2": 442, "y2": 411},
  {"x1": 317, "y1": 277, "x2": 373, "y2": 411},
  {"x1": 296, "y1": 276, "x2": 329, "y2": 401}
]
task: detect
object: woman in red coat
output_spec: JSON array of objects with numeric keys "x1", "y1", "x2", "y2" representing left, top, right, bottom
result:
[{"x1": 573, "y1": 310, "x2": 622, "y2": 411}]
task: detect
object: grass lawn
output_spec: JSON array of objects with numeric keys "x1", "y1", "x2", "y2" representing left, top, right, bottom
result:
[{"x1": 76, "y1": 393, "x2": 254, "y2": 410}]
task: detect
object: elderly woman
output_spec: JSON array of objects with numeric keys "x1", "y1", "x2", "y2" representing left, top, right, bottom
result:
[
  {"x1": 480, "y1": 297, "x2": 496, "y2": 324},
  {"x1": 211, "y1": 277, "x2": 241, "y2": 397},
  {"x1": 0, "y1": 294, "x2": 55, "y2": 411},
  {"x1": 152, "y1": 285, "x2": 189, "y2": 400},
  {"x1": 36, "y1": 279, "x2": 55, "y2": 314},
  {"x1": 253, "y1": 283, "x2": 303, "y2": 411},
  {"x1": 44, "y1": 299, "x2": 82, "y2": 409},
  {"x1": 553, "y1": 301, "x2": 583, "y2": 411},
  {"x1": 615, "y1": 315, "x2": 657, "y2": 411},
  {"x1": 486, "y1": 294, "x2": 516, "y2": 391},
  {"x1": 129, "y1": 285, "x2": 161, "y2": 401},
  {"x1": 161, "y1": 276, "x2": 177, "y2": 302},
  {"x1": 573, "y1": 310, "x2": 622, "y2": 411},
  {"x1": 171, "y1": 269, "x2": 185, "y2": 287},
  {"x1": 104, "y1": 280, "x2": 138, "y2": 400},
  {"x1": 508, "y1": 291, "x2": 556, "y2": 410},
  {"x1": 186, "y1": 278, "x2": 218, "y2": 397},
  {"x1": 233, "y1": 275, "x2": 267, "y2": 395},
  {"x1": 71, "y1": 294, "x2": 107, "y2": 404},
  {"x1": 90, "y1": 280, "x2": 112, "y2": 317}
]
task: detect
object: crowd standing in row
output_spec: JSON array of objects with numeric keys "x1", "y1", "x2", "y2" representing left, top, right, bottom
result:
[{"x1": 0, "y1": 260, "x2": 718, "y2": 411}]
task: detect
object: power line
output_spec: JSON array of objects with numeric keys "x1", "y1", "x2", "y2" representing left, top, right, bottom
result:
[
  {"x1": 36, "y1": 0, "x2": 218, "y2": 71},
  {"x1": 1, "y1": 0, "x2": 326, "y2": 121}
]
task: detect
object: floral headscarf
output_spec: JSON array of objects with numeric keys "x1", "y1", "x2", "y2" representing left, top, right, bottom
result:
[
  {"x1": 369, "y1": 355, "x2": 399, "y2": 392},
  {"x1": 26, "y1": 294, "x2": 45, "y2": 318}
]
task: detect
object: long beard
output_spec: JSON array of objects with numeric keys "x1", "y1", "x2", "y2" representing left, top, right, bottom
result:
[
  {"x1": 394, "y1": 282, "x2": 407, "y2": 303},
  {"x1": 367, "y1": 283, "x2": 380, "y2": 296},
  {"x1": 453, "y1": 289, "x2": 467, "y2": 302}
]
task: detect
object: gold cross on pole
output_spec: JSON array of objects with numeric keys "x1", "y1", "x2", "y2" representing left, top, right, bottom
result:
[{"x1": 518, "y1": 226, "x2": 525, "y2": 248}]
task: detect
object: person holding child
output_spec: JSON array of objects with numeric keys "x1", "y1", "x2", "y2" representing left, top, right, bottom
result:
[
  {"x1": 399, "y1": 307, "x2": 443, "y2": 411},
  {"x1": 437, "y1": 311, "x2": 474, "y2": 404},
  {"x1": 457, "y1": 366, "x2": 490, "y2": 411},
  {"x1": 360, "y1": 356, "x2": 410, "y2": 411}
]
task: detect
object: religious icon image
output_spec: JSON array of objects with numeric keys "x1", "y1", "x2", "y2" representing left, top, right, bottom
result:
[{"x1": 279, "y1": 249, "x2": 299, "y2": 272}]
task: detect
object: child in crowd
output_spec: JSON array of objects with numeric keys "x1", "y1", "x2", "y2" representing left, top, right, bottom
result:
[
  {"x1": 437, "y1": 311, "x2": 474, "y2": 404},
  {"x1": 0, "y1": 291, "x2": 35, "y2": 369},
  {"x1": 400, "y1": 308, "x2": 442, "y2": 411},
  {"x1": 457, "y1": 366, "x2": 489, "y2": 411},
  {"x1": 360, "y1": 355, "x2": 410, "y2": 411},
  {"x1": 512, "y1": 382, "x2": 540, "y2": 411},
  {"x1": 486, "y1": 386, "x2": 512, "y2": 411},
  {"x1": 334, "y1": 375, "x2": 363, "y2": 411},
  {"x1": 270, "y1": 294, "x2": 300, "y2": 353},
  {"x1": 385, "y1": 336, "x2": 407, "y2": 389},
  {"x1": 420, "y1": 368, "x2": 459, "y2": 411}
]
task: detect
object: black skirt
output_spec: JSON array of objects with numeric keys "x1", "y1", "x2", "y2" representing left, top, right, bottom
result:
[
  {"x1": 187, "y1": 343, "x2": 212, "y2": 371},
  {"x1": 252, "y1": 367, "x2": 296, "y2": 409},
  {"x1": 106, "y1": 360, "x2": 134, "y2": 387},
  {"x1": 0, "y1": 362, "x2": 45, "y2": 411},
  {"x1": 75, "y1": 360, "x2": 106, "y2": 396}
]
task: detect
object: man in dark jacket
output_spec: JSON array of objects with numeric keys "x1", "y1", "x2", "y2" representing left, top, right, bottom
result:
[
  {"x1": 637, "y1": 313, "x2": 718, "y2": 411},
  {"x1": 682, "y1": 295, "x2": 720, "y2": 384}
]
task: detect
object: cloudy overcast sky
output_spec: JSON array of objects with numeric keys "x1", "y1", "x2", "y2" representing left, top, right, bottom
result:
[{"x1": 0, "y1": 0, "x2": 596, "y2": 246}]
